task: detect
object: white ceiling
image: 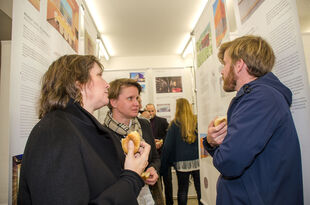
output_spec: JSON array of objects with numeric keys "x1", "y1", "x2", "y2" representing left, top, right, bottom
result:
[
  {"x1": 86, "y1": 0, "x2": 310, "y2": 58},
  {"x1": 86, "y1": 0, "x2": 207, "y2": 57}
]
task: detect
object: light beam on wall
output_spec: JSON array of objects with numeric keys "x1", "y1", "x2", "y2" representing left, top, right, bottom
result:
[
  {"x1": 97, "y1": 38, "x2": 110, "y2": 61},
  {"x1": 181, "y1": 35, "x2": 193, "y2": 58},
  {"x1": 178, "y1": 0, "x2": 209, "y2": 57}
]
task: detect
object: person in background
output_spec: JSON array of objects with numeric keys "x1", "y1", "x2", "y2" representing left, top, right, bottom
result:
[
  {"x1": 18, "y1": 55, "x2": 150, "y2": 205},
  {"x1": 160, "y1": 98, "x2": 201, "y2": 205},
  {"x1": 138, "y1": 96, "x2": 151, "y2": 120},
  {"x1": 204, "y1": 35, "x2": 303, "y2": 204},
  {"x1": 103, "y1": 78, "x2": 164, "y2": 205},
  {"x1": 145, "y1": 103, "x2": 173, "y2": 205}
]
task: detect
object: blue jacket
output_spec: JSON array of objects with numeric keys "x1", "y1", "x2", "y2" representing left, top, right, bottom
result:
[
  {"x1": 205, "y1": 72, "x2": 303, "y2": 205},
  {"x1": 160, "y1": 121, "x2": 199, "y2": 175}
]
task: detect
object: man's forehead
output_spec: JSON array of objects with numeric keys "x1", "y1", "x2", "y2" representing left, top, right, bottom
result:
[{"x1": 146, "y1": 105, "x2": 155, "y2": 109}]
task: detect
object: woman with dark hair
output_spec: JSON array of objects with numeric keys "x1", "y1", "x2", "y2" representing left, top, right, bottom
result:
[
  {"x1": 18, "y1": 55, "x2": 150, "y2": 205},
  {"x1": 160, "y1": 98, "x2": 202, "y2": 205}
]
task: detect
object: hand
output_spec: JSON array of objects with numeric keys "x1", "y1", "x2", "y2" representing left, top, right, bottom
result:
[
  {"x1": 155, "y1": 139, "x2": 163, "y2": 149},
  {"x1": 144, "y1": 167, "x2": 158, "y2": 186},
  {"x1": 124, "y1": 141, "x2": 150, "y2": 175},
  {"x1": 207, "y1": 118, "x2": 227, "y2": 147}
]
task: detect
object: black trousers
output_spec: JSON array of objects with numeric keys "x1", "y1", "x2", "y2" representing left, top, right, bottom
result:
[
  {"x1": 162, "y1": 167, "x2": 173, "y2": 205},
  {"x1": 175, "y1": 169, "x2": 202, "y2": 205}
]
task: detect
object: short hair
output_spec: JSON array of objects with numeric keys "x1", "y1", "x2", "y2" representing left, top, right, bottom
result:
[
  {"x1": 108, "y1": 78, "x2": 142, "y2": 109},
  {"x1": 146, "y1": 103, "x2": 155, "y2": 108},
  {"x1": 38, "y1": 55, "x2": 103, "y2": 119},
  {"x1": 218, "y1": 35, "x2": 275, "y2": 77}
]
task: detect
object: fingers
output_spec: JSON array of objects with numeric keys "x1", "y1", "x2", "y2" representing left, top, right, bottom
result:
[
  {"x1": 208, "y1": 120, "x2": 215, "y2": 129},
  {"x1": 207, "y1": 117, "x2": 228, "y2": 147},
  {"x1": 127, "y1": 140, "x2": 135, "y2": 156},
  {"x1": 140, "y1": 141, "x2": 151, "y2": 157}
]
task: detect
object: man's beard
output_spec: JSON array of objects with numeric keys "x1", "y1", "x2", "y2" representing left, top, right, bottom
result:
[{"x1": 223, "y1": 65, "x2": 237, "y2": 92}]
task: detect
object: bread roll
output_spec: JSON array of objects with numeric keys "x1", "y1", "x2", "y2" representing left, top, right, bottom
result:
[
  {"x1": 121, "y1": 131, "x2": 141, "y2": 154},
  {"x1": 141, "y1": 171, "x2": 150, "y2": 180},
  {"x1": 214, "y1": 116, "x2": 227, "y2": 126}
]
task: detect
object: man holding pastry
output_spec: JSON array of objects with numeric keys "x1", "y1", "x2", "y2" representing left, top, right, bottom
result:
[{"x1": 204, "y1": 35, "x2": 303, "y2": 205}]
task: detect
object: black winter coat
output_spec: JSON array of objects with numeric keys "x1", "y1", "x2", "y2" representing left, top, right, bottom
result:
[{"x1": 18, "y1": 101, "x2": 144, "y2": 205}]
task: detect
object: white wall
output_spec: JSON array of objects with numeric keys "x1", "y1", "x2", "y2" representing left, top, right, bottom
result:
[
  {"x1": 0, "y1": 41, "x2": 11, "y2": 205},
  {"x1": 302, "y1": 33, "x2": 310, "y2": 85}
]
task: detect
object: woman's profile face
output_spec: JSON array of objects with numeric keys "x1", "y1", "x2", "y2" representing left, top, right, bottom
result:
[{"x1": 80, "y1": 63, "x2": 110, "y2": 113}]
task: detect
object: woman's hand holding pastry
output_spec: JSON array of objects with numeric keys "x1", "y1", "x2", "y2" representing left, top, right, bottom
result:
[
  {"x1": 124, "y1": 140, "x2": 150, "y2": 175},
  {"x1": 144, "y1": 167, "x2": 158, "y2": 185}
]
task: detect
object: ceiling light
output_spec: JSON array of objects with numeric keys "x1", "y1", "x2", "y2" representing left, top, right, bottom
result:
[
  {"x1": 181, "y1": 36, "x2": 193, "y2": 58},
  {"x1": 178, "y1": 0, "x2": 209, "y2": 56},
  {"x1": 101, "y1": 35, "x2": 115, "y2": 56},
  {"x1": 84, "y1": 0, "x2": 103, "y2": 32},
  {"x1": 177, "y1": 33, "x2": 191, "y2": 54},
  {"x1": 191, "y1": 0, "x2": 209, "y2": 30},
  {"x1": 97, "y1": 38, "x2": 110, "y2": 61}
]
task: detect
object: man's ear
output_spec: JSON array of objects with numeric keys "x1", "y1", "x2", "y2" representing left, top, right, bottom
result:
[{"x1": 235, "y1": 59, "x2": 246, "y2": 73}]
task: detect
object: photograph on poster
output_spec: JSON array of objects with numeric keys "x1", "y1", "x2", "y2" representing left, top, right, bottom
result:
[
  {"x1": 155, "y1": 76, "x2": 183, "y2": 93},
  {"x1": 213, "y1": 0, "x2": 227, "y2": 47},
  {"x1": 200, "y1": 133, "x2": 209, "y2": 158},
  {"x1": 46, "y1": 0, "x2": 79, "y2": 52},
  {"x1": 12, "y1": 154, "x2": 23, "y2": 205},
  {"x1": 140, "y1": 84, "x2": 146, "y2": 92},
  {"x1": 28, "y1": 0, "x2": 40, "y2": 11},
  {"x1": 156, "y1": 103, "x2": 171, "y2": 113},
  {"x1": 238, "y1": 0, "x2": 265, "y2": 24},
  {"x1": 130, "y1": 72, "x2": 145, "y2": 82},
  {"x1": 196, "y1": 23, "x2": 213, "y2": 68},
  {"x1": 85, "y1": 30, "x2": 96, "y2": 55}
]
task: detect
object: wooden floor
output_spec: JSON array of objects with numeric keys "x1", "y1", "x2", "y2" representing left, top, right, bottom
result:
[{"x1": 173, "y1": 197, "x2": 199, "y2": 205}]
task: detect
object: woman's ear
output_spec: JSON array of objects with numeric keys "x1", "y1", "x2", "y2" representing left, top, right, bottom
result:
[
  {"x1": 110, "y1": 98, "x2": 117, "y2": 109},
  {"x1": 75, "y1": 81, "x2": 85, "y2": 94}
]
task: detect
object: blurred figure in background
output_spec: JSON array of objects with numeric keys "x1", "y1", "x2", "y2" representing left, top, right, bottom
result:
[
  {"x1": 138, "y1": 96, "x2": 151, "y2": 120},
  {"x1": 160, "y1": 98, "x2": 201, "y2": 205},
  {"x1": 145, "y1": 103, "x2": 173, "y2": 205}
]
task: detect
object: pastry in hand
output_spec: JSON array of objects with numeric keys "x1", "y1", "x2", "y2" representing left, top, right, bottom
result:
[
  {"x1": 214, "y1": 116, "x2": 227, "y2": 126},
  {"x1": 121, "y1": 131, "x2": 141, "y2": 154},
  {"x1": 141, "y1": 171, "x2": 150, "y2": 180}
]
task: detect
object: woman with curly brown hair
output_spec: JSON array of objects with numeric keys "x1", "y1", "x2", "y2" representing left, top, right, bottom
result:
[{"x1": 18, "y1": 55, "x2": 150, "y2": 205}]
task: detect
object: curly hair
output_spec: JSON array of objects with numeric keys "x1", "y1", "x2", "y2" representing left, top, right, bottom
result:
[{"x1": 38, "y1": 55, "x2": 103, "y2": 118}]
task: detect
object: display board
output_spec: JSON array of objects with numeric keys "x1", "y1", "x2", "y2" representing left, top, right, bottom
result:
[{"x1": 194, "y1": 0, "x2": 310, "y2": 204}]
